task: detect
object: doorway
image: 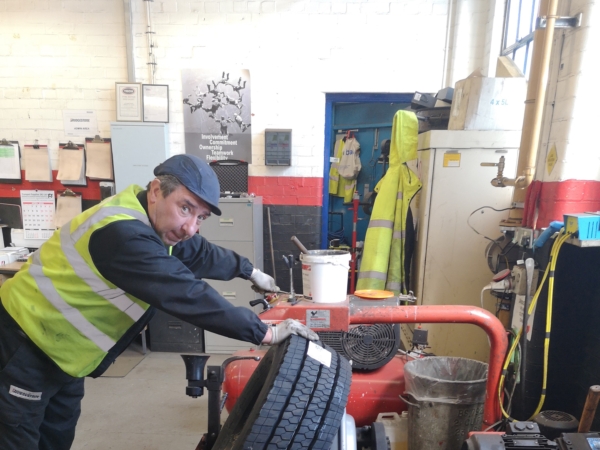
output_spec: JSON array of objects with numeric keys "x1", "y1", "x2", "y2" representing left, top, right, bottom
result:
[{"x1": 321, "y1": 93, "x2": 413, "y2": 249}]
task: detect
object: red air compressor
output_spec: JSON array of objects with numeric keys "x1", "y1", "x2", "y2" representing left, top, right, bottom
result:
[{"x1": 222, "y1": 293, "x2": 508, "y2": 429}]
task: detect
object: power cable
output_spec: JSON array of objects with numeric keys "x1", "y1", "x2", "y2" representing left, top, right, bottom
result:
[
  {"x1": 467, "y1": 206, "x2": 515, "y2": 244},
  {"x1": 497, "y1": 230, "x2": 571, "y2": 421}
]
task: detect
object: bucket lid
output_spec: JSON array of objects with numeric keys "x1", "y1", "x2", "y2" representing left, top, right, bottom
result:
[
  {"x1": 304, "y1": 250, "x2": 350, "y2": 256},
  {"x1": 300, "y1": 250, "x2": 351, "y2": 263}
]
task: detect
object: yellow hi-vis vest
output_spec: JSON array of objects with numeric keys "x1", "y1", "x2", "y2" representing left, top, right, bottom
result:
[
  {"x1": 329, "y1": 138, "x2": 357, "y2": 203},
  {"x1": 0, "y1": 185, "x2": 152, "y2": 377},
  {"x1": 356, "y1": 111, "x2": 422, "y2": 294}
]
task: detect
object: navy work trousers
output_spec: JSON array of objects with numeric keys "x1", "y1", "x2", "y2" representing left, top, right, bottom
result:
[{"x1": 0, "y1": 303, "x2": 84, "y2": 450}]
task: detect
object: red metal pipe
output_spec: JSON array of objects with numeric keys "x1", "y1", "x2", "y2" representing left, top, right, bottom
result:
[{"x1": 349, "y1": 304, "x2": 507, "y2": 428}]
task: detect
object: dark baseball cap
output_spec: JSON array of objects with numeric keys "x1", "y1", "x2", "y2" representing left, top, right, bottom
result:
[{"x1": 154, "y1": 154, "x2": 222, "y2": 216}]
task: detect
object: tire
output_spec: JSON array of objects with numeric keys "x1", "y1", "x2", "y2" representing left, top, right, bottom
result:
[{"x1": 213, "y1": 335, "x2": 352, "y2": 450}]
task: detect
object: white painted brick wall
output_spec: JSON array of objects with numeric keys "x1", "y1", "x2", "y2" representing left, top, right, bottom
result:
[
  {"x1": 131, "y1": 0, "x2": 457, "y2": 177},
  {"x1": 0, "y1": 0, "x2": 497, "y2": 178},
  {"x1": 536, "y1": 0, "x2": 598, "y2": 182},
  {"x1": 444, "y1": 0, "x2": 493, "y2": 86},
  {"x1": 0, "y1": 0, "x2": 126, "y2": 165}
]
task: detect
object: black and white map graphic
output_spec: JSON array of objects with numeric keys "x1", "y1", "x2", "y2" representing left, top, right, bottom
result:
[{"x1": 181, "y1": 69, "x2": 251, "y2": 162}]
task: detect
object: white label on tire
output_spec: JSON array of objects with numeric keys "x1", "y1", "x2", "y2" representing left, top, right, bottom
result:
[{"x1": 307, "y1": 342, "x2": 331, "y2": 368}]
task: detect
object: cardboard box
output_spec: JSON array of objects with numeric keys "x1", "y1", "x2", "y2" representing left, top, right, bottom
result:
[{"x1": 448, "y1": 71, "x2": 526, "y2": 131}]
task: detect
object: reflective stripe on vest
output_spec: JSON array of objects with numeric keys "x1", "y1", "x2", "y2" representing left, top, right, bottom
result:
[
  {"x1": 386, "y1": 281, "x2": 401, "y2": 291},
  {"x1": 29, "y1": 251, "x2": 115, "y2": 352},
  {"x1": 368, "y1": 220, "x2": 393, "y2": 229},
  {"x1": 357, "y1": 271, "x2": 387, "y2": 281},
  {"x1": 0, "y1": 185, "x2": 153, "y2": 377}
]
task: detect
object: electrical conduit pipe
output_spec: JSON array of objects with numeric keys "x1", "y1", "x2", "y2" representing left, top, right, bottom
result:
[
  {"x1": 505, "y1": 0, "x2": 560, "y2": 223},
  {"x1": 349, "y1": 305, "x2": 508, "y2": 429}
]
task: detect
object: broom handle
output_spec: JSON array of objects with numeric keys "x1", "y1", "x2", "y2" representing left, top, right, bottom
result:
[{"x1": 579, "y1": 385, "x2": 600, "y2": 432}]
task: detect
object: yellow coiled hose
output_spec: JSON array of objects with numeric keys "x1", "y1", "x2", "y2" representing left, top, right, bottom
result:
[{"x1": 497, "y1": 230, "x2": 572, "y2": 421}]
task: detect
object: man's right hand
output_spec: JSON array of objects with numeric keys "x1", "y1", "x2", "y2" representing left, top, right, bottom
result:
[
  {"x1": 262, "y1": 319, "x2": 319, "y2": 345},
  {"x1": 250, "y1": 268, "x2": 279, "y2": 293}
]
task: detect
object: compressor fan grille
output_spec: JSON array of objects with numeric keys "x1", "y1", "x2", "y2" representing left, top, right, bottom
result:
[
  {"x1": 343, "y1": 324, "x2": 399, "y2": 370},
  {"x1": 317, "y1": 324, "x2": 400, "y2": 371}
]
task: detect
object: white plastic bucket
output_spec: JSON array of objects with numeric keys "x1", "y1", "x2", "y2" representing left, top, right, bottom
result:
[{"x1": 299, "y1": 250, "x2": 351, "y2": 303}]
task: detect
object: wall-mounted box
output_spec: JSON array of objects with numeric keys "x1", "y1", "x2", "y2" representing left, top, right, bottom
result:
[
  {"x1": 448, "y1": 75, "x2": 526, "y2": 131},
  {"x1": 564, "y1": 213, "x2": 600, "y2": 240},
  {"x1": 265, "y1": 129, "x2": 291, "y2": 166},
  {"x1": 110, "y1": 122, "x2": 169, "y2": 194}
]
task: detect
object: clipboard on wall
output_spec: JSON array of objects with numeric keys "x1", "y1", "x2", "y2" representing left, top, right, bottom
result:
[
  {"x1": 0, "y1": 138, "x2": 22, "y2": 184},
  {"x1": 58, "y1": 141, "x2": 87, "y2": 186},
  {"x1": 54, "y1": 188, "x2": 83, "y2": 228},
  {"x1": 85, "y1": 135, "x2": 114, "y2": 180},
  {"x1": 23, "y1": 142, "x2": 52, "y2": 182}
]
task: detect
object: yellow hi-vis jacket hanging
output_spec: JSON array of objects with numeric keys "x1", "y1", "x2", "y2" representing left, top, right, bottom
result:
[
  {"x1": 0, "y1": 185, "x2": 152, "y2": 377},
  {"x1": 356, "y1": 111, "x2": 422, "y2": 295},
  {"x1": 329, "y1": 138, "x2": 361, "y2": 203}
]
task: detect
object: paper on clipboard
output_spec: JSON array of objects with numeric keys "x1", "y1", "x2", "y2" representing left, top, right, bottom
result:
[
  {"x1": 23, "y1": 145, "x2": 52, "y2": 182},
  {"x1": 0, "y1": 141, "x2": 21, "y2": 180},
  {"x1": 85, "y1": 141, "x2": 113, "y2": 180},
  {"x1": 55, "y1": 193, "x2": 82, "y2": 228},
  {"x1": 57, "y1": 144, "x2": 86, "y2": 185}
]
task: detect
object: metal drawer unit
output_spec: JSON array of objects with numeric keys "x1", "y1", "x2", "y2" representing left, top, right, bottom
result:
[{"x1": 201, "y1": 197, "x2": 264, "y2": 353}]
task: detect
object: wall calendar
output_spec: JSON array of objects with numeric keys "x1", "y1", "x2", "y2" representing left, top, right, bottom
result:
[{"x1": 20, "y1": 190, "x2": 56, "y2": 240}]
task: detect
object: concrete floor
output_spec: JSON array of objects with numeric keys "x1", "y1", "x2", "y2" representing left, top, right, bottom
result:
[{"x1": 72, "y1": 351, "x2": 230, "y2": 450}]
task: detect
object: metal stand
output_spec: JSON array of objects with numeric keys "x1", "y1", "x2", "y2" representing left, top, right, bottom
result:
[{"x1": 181, "y1": 355, "x2": 260, "y2": 450}]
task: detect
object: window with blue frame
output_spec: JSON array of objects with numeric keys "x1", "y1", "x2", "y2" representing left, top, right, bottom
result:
[{"x1": 502, "y1": 0, "x2": 541, "y2": 78}]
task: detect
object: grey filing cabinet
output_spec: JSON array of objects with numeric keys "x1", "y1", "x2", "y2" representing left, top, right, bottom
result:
[
  {"x1": 200, "y1": 197, "x2": 264, "y2": 353},
  {"x1": 110, "y1": 122, "x2": 169, "y2": 194}
]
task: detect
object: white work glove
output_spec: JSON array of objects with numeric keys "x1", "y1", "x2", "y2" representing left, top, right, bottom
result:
[
  {"x1": 250, "y1": 268, "x2": 279, "y2": 293},
  {"x1": 269, "y1": 319, "x2": 319, "y2": 345}
]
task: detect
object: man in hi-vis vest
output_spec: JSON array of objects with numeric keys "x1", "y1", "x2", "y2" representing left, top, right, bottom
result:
[{"x1": 0, "y1": 154, "x2": 317, "y2": 450}]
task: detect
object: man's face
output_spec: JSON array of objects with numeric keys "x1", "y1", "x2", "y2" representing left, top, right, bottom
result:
[{"x1": 147, "y1": 179, "x2": 212, "y2": 246}]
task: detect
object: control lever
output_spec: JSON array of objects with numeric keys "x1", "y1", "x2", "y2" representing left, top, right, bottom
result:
[
  {"x1": 181, "y1": 354, "x2": 261, "y2": 450},
  {"x1": 249, "y1": 298, "x2": 272, "y2": 311}
]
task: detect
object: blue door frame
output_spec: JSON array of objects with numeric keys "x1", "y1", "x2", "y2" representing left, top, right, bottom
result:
[{"x1": 321, "y1": 93, "x2": 414, "y2": 249}]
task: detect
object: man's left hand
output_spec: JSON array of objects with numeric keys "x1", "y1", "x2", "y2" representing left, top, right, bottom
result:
[
  {"x1": 262, "y1": 319, "x2": 319, "y2": 344},
  {"x1": 250, "y1": 268, "x2": 279, "y2": 293}
]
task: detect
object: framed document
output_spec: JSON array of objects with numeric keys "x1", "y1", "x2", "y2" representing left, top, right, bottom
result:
[
  {"x1": 115, "y1": 82, "x2": 142, "y2": 122},
  {"x1": 142, "y1": 84, "x2": 169, "y2": 123}
]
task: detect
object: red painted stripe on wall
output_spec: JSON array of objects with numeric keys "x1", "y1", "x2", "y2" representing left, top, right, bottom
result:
[
  {"x1": 0, "y1": 171, "x2": 102, "y2": 199},
  {"x1": 0, "y1": 174, "x2": 323, "y2": 206},
  {"x1": 529, "y1": 180, "x2": 600, "y2": 229},
  {"x1": 248, "y1": 176, "x2": 323, "y2": 206}
]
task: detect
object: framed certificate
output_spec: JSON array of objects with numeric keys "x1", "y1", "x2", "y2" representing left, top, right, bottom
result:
[
  {"x1": 142, "y1": 84, "x2": 169, "y2": 123},
  {"x1": 115, "y1": 82, "x2": 142, "y2": 122}
]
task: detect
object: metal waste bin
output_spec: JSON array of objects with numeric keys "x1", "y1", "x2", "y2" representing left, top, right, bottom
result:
[{"x1": 403, "y1": 357, "x2": 488, "y2": 450}]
